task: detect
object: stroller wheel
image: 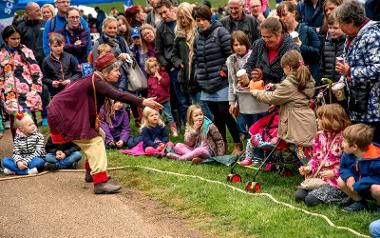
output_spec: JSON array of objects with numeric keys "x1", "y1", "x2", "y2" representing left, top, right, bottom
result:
[
  {"x1": 227, "y1": 174, "x2": 241, "y2": 183},
  {"x1": 246, "y1": 181, "x2": 261, "y2": 193}
]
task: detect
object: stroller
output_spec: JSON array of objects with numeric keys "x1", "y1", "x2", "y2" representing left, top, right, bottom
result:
[{"x1": 227, "y1": 109, "x2": 302, "y2": 193}]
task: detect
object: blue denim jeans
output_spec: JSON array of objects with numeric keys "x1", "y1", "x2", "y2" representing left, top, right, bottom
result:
[
  {"x1": 45, "y1": 151, "x2": 82, "y2": 169},
  {"x1": 127, "y1": 135, "x2": 143, "y2": 148},
  {"x1": 370, "y1": 219, "x2": 380, "y2": 238},
  {"x1": 191, "y1": 91, "x2": 214, "y2": 121},
  {"x1": 161, "y1": 101, "x2": 174, "y2": 123},
  {"x1": 169, "y1": 69, "x2": 189, "y2": 122},
  {"x1": 2, "y1": 156, "x2": 45, "y2": 175}
]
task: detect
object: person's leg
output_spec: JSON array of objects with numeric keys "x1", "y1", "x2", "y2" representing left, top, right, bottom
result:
[
  {"x1": 44, "y1": 153, "x2": 59, "y2": 164},
  {"x1": 337, "y1": 177, "x2": 363, "y2": 201},
  {"x1": 2, "y1": 157, "x2": 27, "y2": 175},
  {"x1": 207, "y1": 101, "x2": 226, "y2": 141},
  {"x1": 370, "y1": 184, "x2": 380, "y2": 206},
  {"x1": 369, "y1": 219, "x2": 380, "y2": 238},
  {"x1": 295, "y1": 188, "x2": 309, "y2": 203},
  {"x1": 41, "y1": 84, "x2": 50, "y2": 126},
  {"x1": 369, "y1": 121, "x2": 380, "y2": 144},
  {"x1": 304, "y1": 193, "x2": 322, "y2": 206},
  {"x1": 219, "y1": 101, "x2": 240, "y2": 144},
  {"x1": 236, "y1": 114, "x2": 247, "y2": 140},
  {"x1": 27, "y1": 156, "x2": 45, "y2": 171},
  {"x1": 169, "y1": 69, "x2": 189, "y2": 124},
  {"x1": 173, "y1": 143, "x2": 193, "y2": 155},
  {"x1": 56, "y1": 151, "x2": 82, "y2": 169},
  {"x1": 145, "y1": 146, "x2": 161, "y2": 156},
  {"x1": 127, "y1": 135, "x2": 143, "y2": 148},
  {"x1": 161, "y1": 101, "x2": 177, "y2": 136},
  {"x1": 192, "y1": 92, "x2": 214, "y2": 121},
  {"x1": 178, "y1": 146, "x2": 211, "y2": 161}
]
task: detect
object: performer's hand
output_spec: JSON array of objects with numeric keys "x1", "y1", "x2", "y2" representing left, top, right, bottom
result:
[
  {"x1": 17, "y1": 161, "x2": 27, "y2": 170},
  {"x1": 143, "y1": 97, "x2": 163, "y2": 110}
]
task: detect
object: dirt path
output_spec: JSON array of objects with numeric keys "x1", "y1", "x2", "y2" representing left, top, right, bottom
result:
[{"x1": 0, "y1": 130, "x2": 212, "y2": 238}]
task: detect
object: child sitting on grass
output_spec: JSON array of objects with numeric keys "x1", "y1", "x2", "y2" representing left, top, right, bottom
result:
[
  {"x1": 338, "y1": 124, "x2": 380, "y2": 212},
  {"x1": 100, "y1": 100, "x2": 142, "y2": 149},
  {"x1": 140, "y1": 107, "x2": 173, "y2": 158},
  {"x1": 295, "y1": 104, "x2": 351, "y2": 206},
  {"x1": 44, "y1": 136, "x2": 82, "y2": 171},
  {"x1": 2, "y1": 112, "x2": 45, "y2": 175},
  {"x1": 167, "y1": 105, "x2": 225, "y2": 164}
]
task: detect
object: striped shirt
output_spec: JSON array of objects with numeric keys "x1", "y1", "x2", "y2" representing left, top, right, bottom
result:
[{"x1": 12, "y1": 131, "x2": 46, "y2": 165}]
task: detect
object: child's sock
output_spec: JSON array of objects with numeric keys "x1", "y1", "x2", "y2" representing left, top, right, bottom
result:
[
  {"x1": 3, "y1": 168, "x2": 15, "y2": 175},
  {"x1": 28, "y1": 168, "x2": 38, "y2": 175}
]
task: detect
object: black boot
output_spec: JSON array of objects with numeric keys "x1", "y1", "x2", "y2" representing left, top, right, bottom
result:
[
  {"x1": 93, "y1": 182, "x2": 121, "y2": 194},
  {"x1": 85, "y1": 170, "x2": 111, "y2": 183}
]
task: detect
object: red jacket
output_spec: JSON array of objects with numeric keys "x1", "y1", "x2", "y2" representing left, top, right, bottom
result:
[{"x1": 147, "y1": 70, "x2": 170, "y2": 103}]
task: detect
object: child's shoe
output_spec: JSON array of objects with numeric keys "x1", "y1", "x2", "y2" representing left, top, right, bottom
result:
[
  {"x1": 252, "y1": 157, "x2": 263, "y2": 166},
  {"x1": 42, "y1": 117, "x2": 49, "y2": 127},
  {"x1": 191, "y1": 157, "x2": 203, "y2": 164},
  {"x1": 169, "y1": 122, "x2": 178, "y2": 137},
  {"x1": 44, "y1": 163, "x2": 58, "y2": 171},
  {"x1": 166, "y1": 152, "x2": 180, "y2": 160},
  {"x1": 239, "y1": 157, "x2": 252, "y2": 166},
  {"x1": 344, "y1": 201, "x2": 367, "y2": 212},
  {"x1": 3, "y1": 168, "x2": 15, "y2": 175},
  {"x1": 28, "y1": 168, "x2": 38, "y2": 175}
]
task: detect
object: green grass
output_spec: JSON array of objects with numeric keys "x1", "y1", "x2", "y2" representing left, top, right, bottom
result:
[{"x1": 107, "y1": 149, "x2": 377, "y2": 238}]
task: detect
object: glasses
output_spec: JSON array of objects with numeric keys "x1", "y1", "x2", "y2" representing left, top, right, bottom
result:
[
  {"x1": 56, "y1": 1, "x2": 70, "y2": 4},
  {"x1": 68, "y1": 16, "x2": 80, "y2": 20}
]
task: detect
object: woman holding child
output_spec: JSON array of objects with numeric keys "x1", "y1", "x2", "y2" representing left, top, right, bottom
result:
[{"x1": 47, "y1": 53, "x2": 162, "y2": 194}]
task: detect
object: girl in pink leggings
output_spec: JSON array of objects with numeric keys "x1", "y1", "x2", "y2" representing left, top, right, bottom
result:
[{"x1": 167, "y1": 105, "x2": 225, "y2": 164}]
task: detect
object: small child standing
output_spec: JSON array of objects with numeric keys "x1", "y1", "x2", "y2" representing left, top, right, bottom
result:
[
  {"x1": 44, "y1": 136, "x2": 82, "y2": 170},
  {"x1": 145, "y1": 57, "x2": 178, "y2": 137},
  {"x1": 338, "y1": 124, "x2": 380, "y2": 212},
  {"x1": 2, "y1": 113, "x2": 45, "y2": 175},
  {"x1": 100, "y1": 101, "x2": 142, "y2": 149},
  {"x1": 41, "y1": 33, "x2": 82, "y2": 97},
  {"x1": 167, "y1": 105, "x2": 225, "y2": 164},
  {"x1": 250, "y1": 50, "x2": 317, "y2": 165},
  {"x1": 295, "y1": 104, "x2": 351, "y2": 206},
  {"x1": 140, "y1": 107, "x2": 173, "y2": 158}
]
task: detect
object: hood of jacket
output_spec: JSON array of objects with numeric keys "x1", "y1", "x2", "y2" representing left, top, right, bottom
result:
[{"x1": 287, "y1": 73, "x2": 315, "y2": 98}]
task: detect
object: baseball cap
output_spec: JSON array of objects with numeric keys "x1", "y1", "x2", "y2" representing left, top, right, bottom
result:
[{"x1": 131, "y1": 27, "x2": 140, "y2": 39}]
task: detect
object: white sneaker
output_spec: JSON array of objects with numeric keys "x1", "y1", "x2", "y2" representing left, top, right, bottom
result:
[
  {"x1": 28, "y1": 168, "x2": 38, "y2": 175},
  {"x1": 3, "y1": 168, "x2": 15, "y2": 175}
]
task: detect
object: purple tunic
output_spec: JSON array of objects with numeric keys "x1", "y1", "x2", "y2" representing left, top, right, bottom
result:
[{"x1": 100, "y1": 108, "x2": 131, "y2": 144}]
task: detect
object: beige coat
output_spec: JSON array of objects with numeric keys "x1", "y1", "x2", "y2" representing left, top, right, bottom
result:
[{"x1": 255, "y1": 74, "x2": 317, "y2": 146}]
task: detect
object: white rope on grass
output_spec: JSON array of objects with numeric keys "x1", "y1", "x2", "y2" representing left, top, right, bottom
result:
[{"x1": 0, "y1": 165, "x2": 371, "y2": 238}]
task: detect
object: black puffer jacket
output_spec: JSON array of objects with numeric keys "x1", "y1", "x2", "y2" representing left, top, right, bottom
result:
[
  {"x1": 243, "y1": 34, "x2": 298, "y2": 84},
  {"x1": 320, "y1": 34, "x2": 345, "y2": 82},
  {"x1": 194, "y1": 22, "x2": 232, "y2": 93}
]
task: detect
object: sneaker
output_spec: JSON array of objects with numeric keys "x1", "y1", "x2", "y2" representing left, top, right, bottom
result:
[
  {"x1": 28, "y1": 167, "x2": 38, "y2": 175},
  {"x1": 344, "y1": 201, "x2": 367, "y2": 212},
  {"x1": 42, "y1": 117, "x2": 48, "y2": 127},
  {"x1": 239, "y1": 158, "x2": 253, "y2": 166},
  {"x1": 192, "y1": 157, "x2": 203, "y2": 164},
  {"x1": 3, "y1": 168, "x2": 15, "y2": 175},
  {"x1": 93, "y1": 182, "x2": 121, "y2": 194},
  {"x1": 44, "y1": 163, "x2": 58, "y2": 171}
]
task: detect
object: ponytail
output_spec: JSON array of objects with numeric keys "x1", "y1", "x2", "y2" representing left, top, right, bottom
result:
[{"x1": 296, "y1": 65, "x2": 311, "y2": 91}]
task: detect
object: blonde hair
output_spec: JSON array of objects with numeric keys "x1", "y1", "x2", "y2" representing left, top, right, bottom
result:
[
  {"x1": 175, "y1": 2, "x2": 196, "y2": 39},
  {"x1": 343, "y1": 124, "x2": 374, "y2": 151},
  {"x1": 102, "y1": 16, "x2": 118, "y2": 32},
  {"x1": 97, "y1": 43, "x2": 112, "y2": 56},
  {"x1": 316, "y1": 104, "x2": 351, "y2": 132},
  {"x1": 42, "y1": 4, "x2": 55, "y2": 16},
  {"x1": 186, "y1": 105, "x2": 205, "y2": 140},
  {"x1": 144, "y1": 57, "x2": 159, "y2": 75},
  {"x1": 13, "y1": 113, "x2": 33, "y2": 129},
  {"x1": 49, "y1": 33, "x2": 65, "y2": 46},
  {"x1": 280, "y1": 50, "x2": 311, "y2": 91},
  {"x1": 140, "y1": 24, "x2": 156, "y2": 52},
  {"x1": 140, "y1": 107, "x2": 165, "y2": 130}
]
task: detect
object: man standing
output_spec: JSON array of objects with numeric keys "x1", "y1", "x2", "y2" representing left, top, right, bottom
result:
[
  {"x1": 95, "y1": 6, "x2": 106, "y2": 34},
  {"x1": 155, "y1": 0, "x2": 188, "y2": 131},
  {"x1": 17, "y1": 2, "x2": 45, "y2": 66},
  {"x1": 42, "y1": 0, "x2": 91, "y2": 56},
  {"x1": 220, "y1": 0, "x2": 260, "y2": 44}
]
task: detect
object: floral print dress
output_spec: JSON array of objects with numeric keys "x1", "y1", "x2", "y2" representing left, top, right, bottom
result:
[{"x1": 0, "y1": 45, "x2": 43, "y2": 114}]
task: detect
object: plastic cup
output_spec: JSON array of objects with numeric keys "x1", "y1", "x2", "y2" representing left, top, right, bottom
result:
[{"x1": 332, "y1": 82, "x2": 346, "y2": 101}]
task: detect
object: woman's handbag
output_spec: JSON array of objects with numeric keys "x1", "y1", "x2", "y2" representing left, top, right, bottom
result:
[
  {"x1": 122, "y1": 59, "x2": 147, "y2": 92},
  {"x1": 348, "y1": 83, "x2": 370, "y2": 113}
]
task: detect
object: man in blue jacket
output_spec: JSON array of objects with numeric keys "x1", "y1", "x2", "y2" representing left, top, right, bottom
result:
[
  {"x1": 42, "y1": 0, "x2": 91, "y2": 57},
  {"x1": 338, "y1": 124, "x2": 380, "y2": 212}
]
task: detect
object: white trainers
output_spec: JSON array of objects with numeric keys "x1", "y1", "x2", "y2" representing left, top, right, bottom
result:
[
  {"x1": 28, "y1": 168, "x2": 38, "y2": 175},
  {"x1": 3, "y1": 168, "x2": 15, "y2": 175}
]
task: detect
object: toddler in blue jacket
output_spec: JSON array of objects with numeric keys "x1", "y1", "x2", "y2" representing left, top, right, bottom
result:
[{"x1": 338, "y1": 124, "x2": 380, "y2": 212}]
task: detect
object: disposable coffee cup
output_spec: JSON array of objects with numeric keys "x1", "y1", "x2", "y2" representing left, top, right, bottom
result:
[
  {"x1": 332, "y1": 82, "x2": 346, "y2": 101},
  {"x1": 290, "y1": 31, "x2": 299, "y2": 41},
  {"x1": 236, "y1": 69, "x2": 249, "y2": 86}
]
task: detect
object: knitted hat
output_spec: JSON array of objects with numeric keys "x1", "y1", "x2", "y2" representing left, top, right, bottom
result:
[{"x1": 93, "y1": 53, "x2": 117, "y2": 71}]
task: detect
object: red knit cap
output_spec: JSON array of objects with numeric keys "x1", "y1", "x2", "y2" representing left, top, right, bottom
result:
[{"x1": 93, "y1": 53, "x2": 117, "y2": 71}]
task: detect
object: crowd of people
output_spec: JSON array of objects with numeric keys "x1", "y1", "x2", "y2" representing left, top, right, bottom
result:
[{"x1": 0, "y1": 0, "x2": 380, "y2": 235}]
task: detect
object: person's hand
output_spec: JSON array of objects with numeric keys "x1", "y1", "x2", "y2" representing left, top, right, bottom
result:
[
  {"x1": 157, "y1": 143, "x2": 165, "y2": 151},
  {"x1": 335, "y1": 62, "x2": 350, "y2": 76},
  {"x1": 52, "y1": 81, "x2": 60, "y2": 88},
  {"x1": 320, "y1": 170, "x2": 335, "y2": 179},
  {"x1": 229, "y1": 105, "x2": 238, "y2": 116},
  {"x1": 74, "y1": 40, "x2": 82, "y2": 45},
  {"x1": 180, "y1": 63, "x2": 184, "y2": 68},
  {"x1": 117, "y1": 53, "x2": 128, "y2": 61},
  {"x1": 56, "y1": 150, "x2": 66, "y2": 160},
  {"x1": 299, "y1": 166, "x2": 311, "y2": 176},
  {"x1": 250, "y1": 89, "x2": 259, "y2": 97},
  {"x1": 61, "y1": 80, "x2": 70, "y2": 86},
  {"x1": 142, "y1": 97, "x2": 163, "y2": 110},
  {"x1": 265, "y1": 83, "x2": 274, "y2": 91},
  {"x1": 346, "y1": 176, "x2": 355, "y2": 192},
  {"x1": 108, "y1": 141, "x2": 116, "y2": 148},
  {"x1": 17, "y1": 161, "x2": 27, "y2": 170},
  {"x1": 251, "y1": 68, "x2": 263, "y2": 82},
  {"x1": 116, "y1": 140, "x2": 124, "y2": 148},
  {"x1": 237, "y1": 75, "x2": 250, "y2": 87},
  {"x1": 193, "y1": 119, "x2": 203, "y2": 130},
  {"x1": 295, "y1": 38, "x2": 302, "y2": 48}
]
